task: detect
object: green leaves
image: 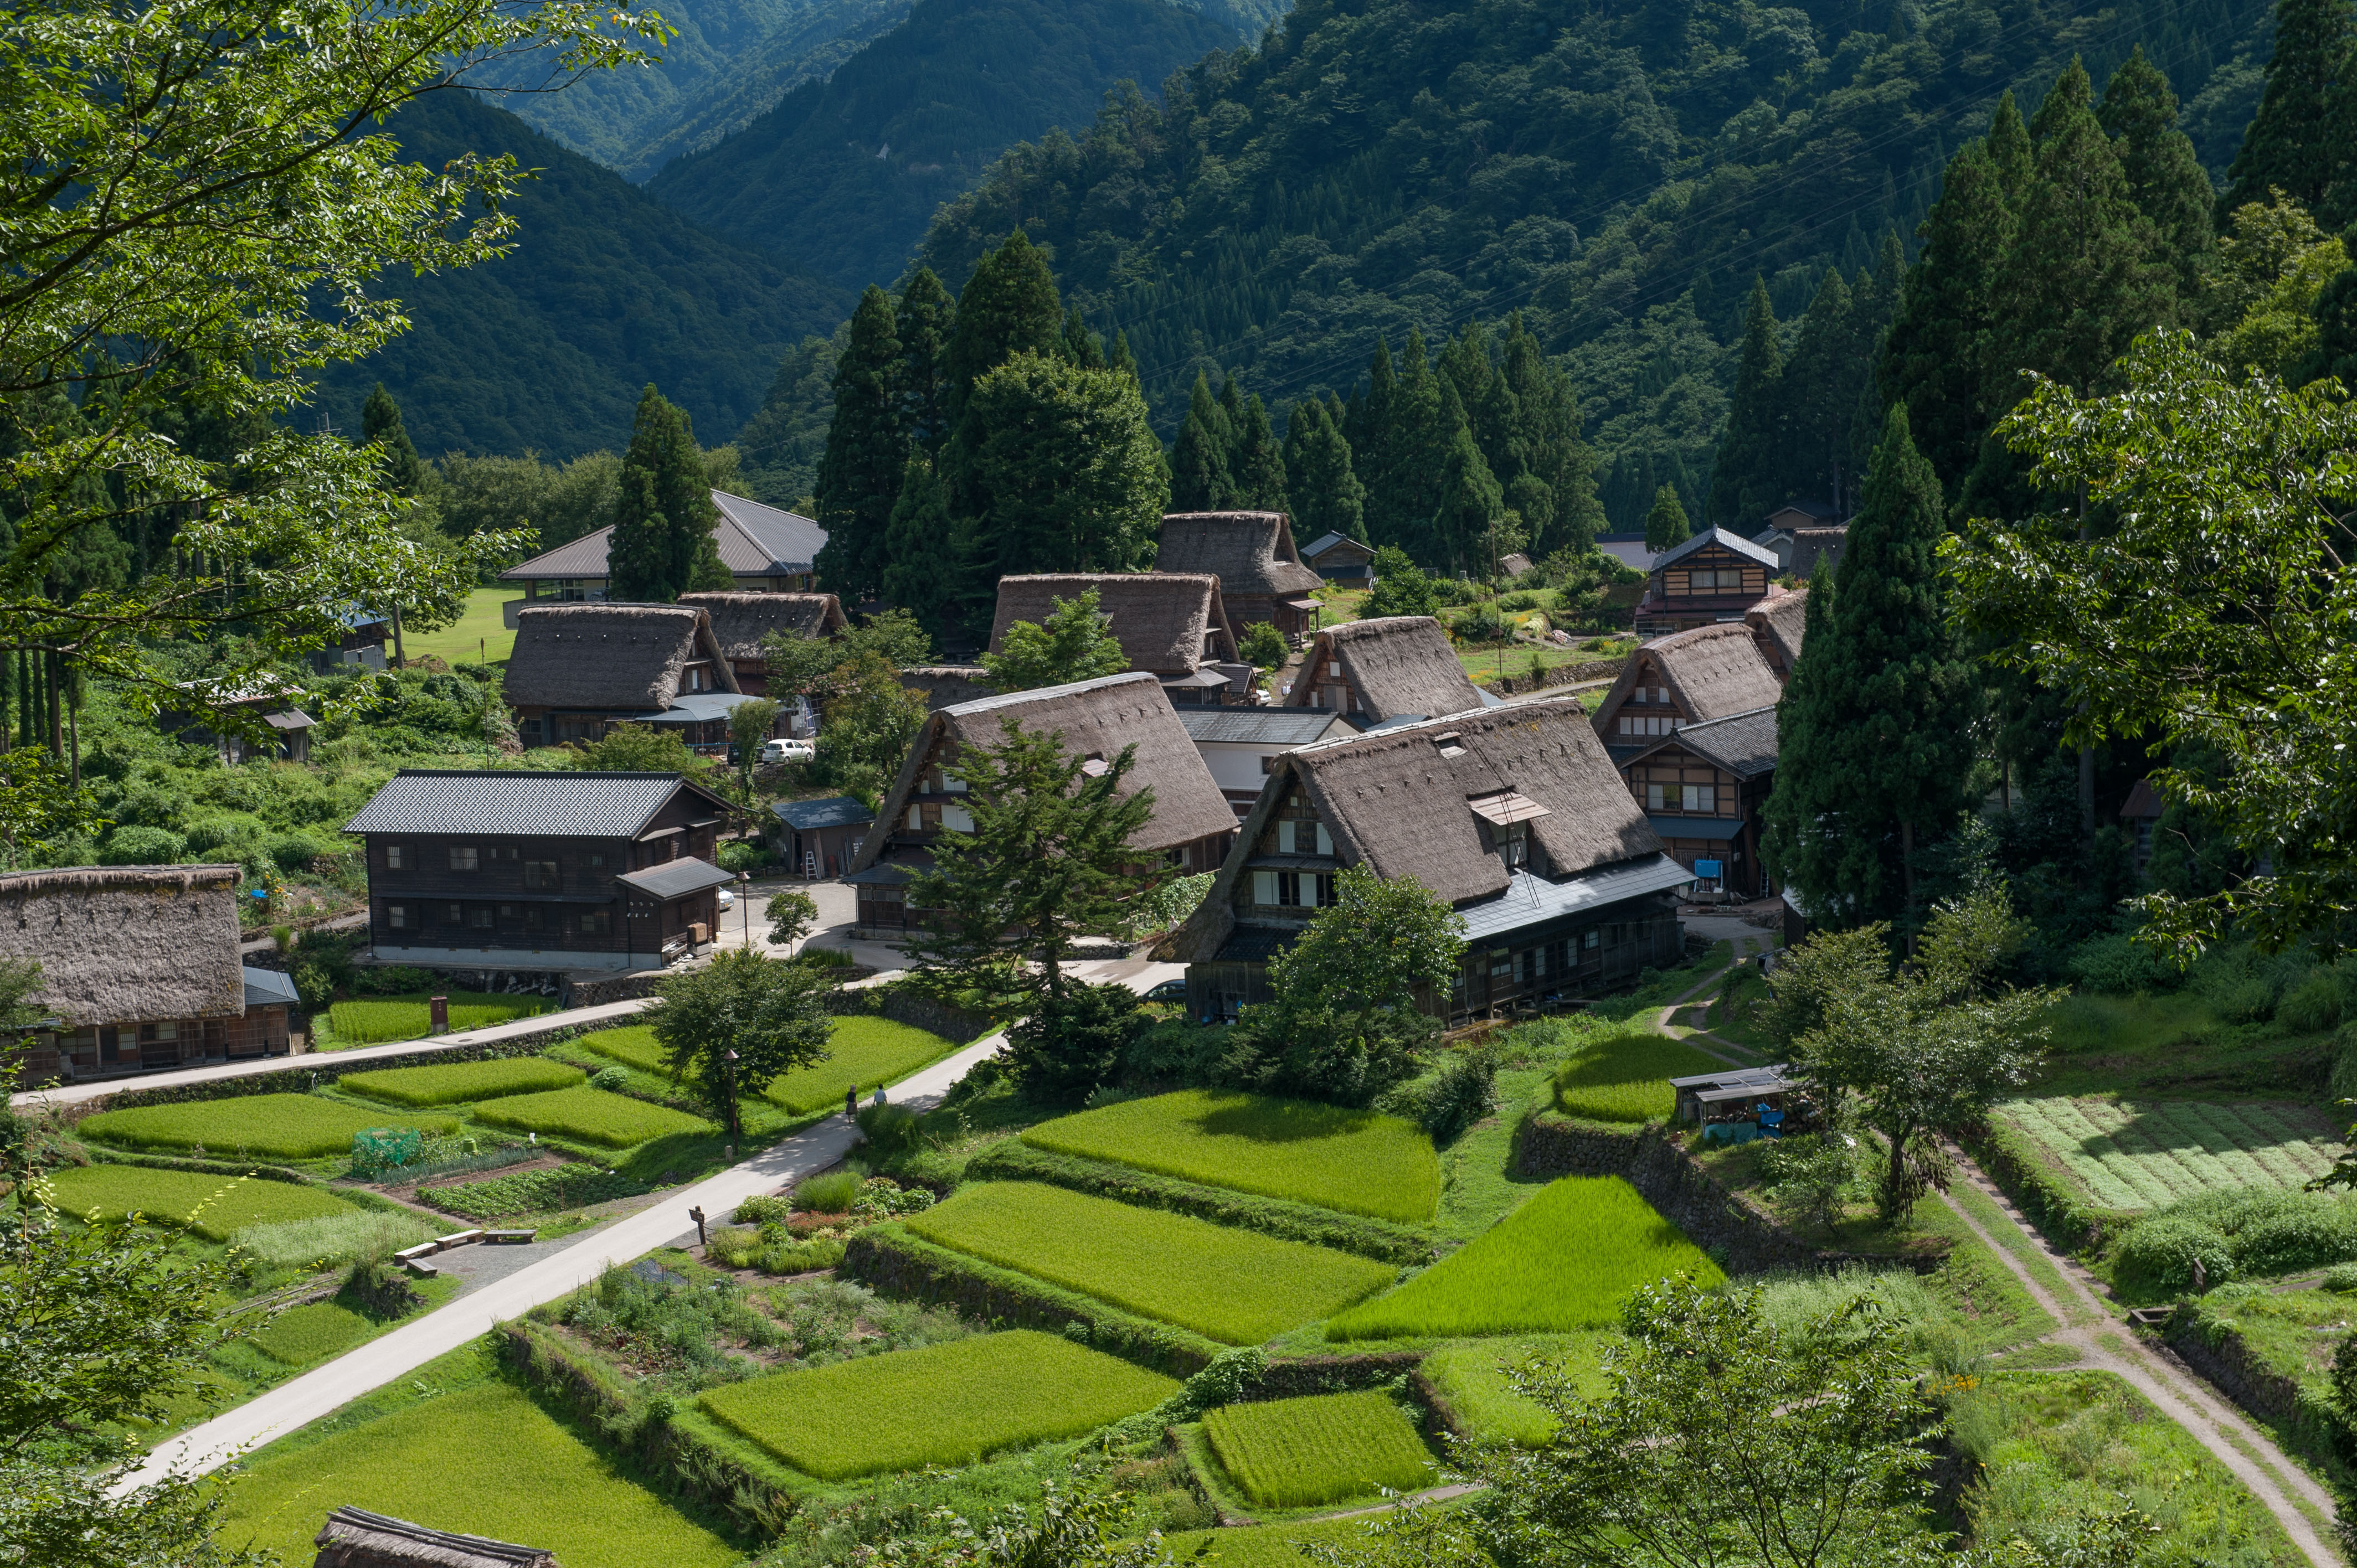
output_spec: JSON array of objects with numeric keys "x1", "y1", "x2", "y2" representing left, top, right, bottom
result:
[
  {"x1": 982, "y1": 588, "x2": 1130, "y2": 694},
  {"x1": 653, "y1": 948, "x2": 835, "y2": 1141}
]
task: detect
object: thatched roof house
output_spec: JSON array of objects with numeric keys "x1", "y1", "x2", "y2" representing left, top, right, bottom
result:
[
  {"x1": 1155, "y1": 512, "x2": 1325, "y2": 639},
  {"x1": 987, "y1": 574, "x2": 1243, "y2": 703},
  {"x1": 1279, "y1": 616, "x2": 1486, "y2": 728},
  {"x1": 1165, "y1": 694, "x2": 1691, "y2": 1020},
  {"x1": 502, "y1": 604, "x2": 756, "y2": 751},
  {"x1": 1592, "y1": 622, "x2": 1784, "y2": 760},
  {"x1": 899, "y1": 666, "x2": 994, "y2": 711},
  {"x1": 312, "y1": 1507, "x2": 559, "y2": 1567},
  {"x1": 845, "y1": 672, "x2": 1237, "y2": 935},
  {"x1": 1745, "y1": 586, "x2": 1808, "y2": 680},
  {"x1": 675, "y1": 591, "x2": 846, "y2": 696}
]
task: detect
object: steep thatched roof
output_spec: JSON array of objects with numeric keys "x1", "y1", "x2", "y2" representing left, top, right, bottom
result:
[
  {"x1": 1282, "y1": 616, "x2": 1482, "y2": 723},
  {"x1": 899, "y1": 667, "x2": 993, "y2": 710},
  {"x1": 675, "y1": 592, "x2": 846, "y2": 659},
  {"x1": 312, "y1": 1507, "x2": 558, "y2": 1567},
  {"x1": 0, "y1": 865, "x2": 245, "y2": 1026},
  {"x1": 987, "y1": 574, "x2": 1236, "y2": 674},
  {"x1": 1155, "y1": 513, "x2": 1322, "y2": 602},
  {"x1": 1746, "y1": 587, "x2": 1808, "y2": 674},
  {"x1": 849, "y1": 673, "x2": 1236, "y2": 871},
  {"x1": 502, "y1": 604, "x2": 739, "y2": 711},
  {"x1": 1595, "y1": 622, "x2": 1784, "y2": 736}
]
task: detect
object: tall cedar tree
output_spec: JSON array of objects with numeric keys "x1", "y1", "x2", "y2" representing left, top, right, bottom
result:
[
  {"x1": 1283, "y1": 395, "x2": 1366, "y2": 543},
  {"x1": 1431, "y1": 379, "x2": 1505, "y2": 574},
  {"x1": 1709, "y1": 279, "x2": 1785, "y2": 527},
  {"x1": 2099, "y1": 47, "x2": 2218, "y2": 298},
  {"x1": 607, "y1": 384, "x2": 727, "y2": 601},
  {"x1": 1169, "y1": 371, "x2": 1234, "y2": 510},
  {"x1": 1846, "y1": 231, "x2": 1911, "y2": 468},
  {"x1": 882, "y1": 455, "x2": 953, "y2": 628},
  {"x1": 1644, "y1": 483, "x2": 1692, "y2": 551},
  {"x1": 1495, "y1": 312, "x2": 1604, "y2": 557},
  {"x1": 941, "y1": 231, "x2": 1062, "y2": 424},
  {"x1": 812, "y1": 286, "x2": 905, "y2": 599},
  {"x1": 1387, "y1": 332, "x2": 1449, "y2": 563},
  {"x1": 361, "y1": 383, "x2": 428, "y2": 496},
  {"x1": 1346, "y1": 339, "x2": 1398, "y2": 538},
  {"x1": 1232, "y1": 394, "x2": 1288, "y2": 509},
  {"x1": 2221, "y1": 0, "x2": 2354, "y2": 214},
  {"x1": 1780, "y1": 269, "x2": 1859, "y2": 513},
  {"x1": 896, "y1": 268, "x2": 955, "y2": 452},
  {"x1": 1763, "y1": 406, "x2": 1975, "y2": 927}
]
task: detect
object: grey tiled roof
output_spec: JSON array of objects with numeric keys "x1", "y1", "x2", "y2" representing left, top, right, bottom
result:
[
  {"x1": 501, "y1": 491, "x2": 827, "y2": 581},
  {"x1": 618, "y1": 856, "x2": 735, "y2": 899},
  {"x1": 343, "y1": 770, "x2": 699, "y2": 838},
  {"x1": 774, "y1": 796, "x2": 874, "y2": 829},
  {"x1": 241, "y1": 966, "x2": 301, "y2": 1007},
  {"x1": 1653, "y1": 527, "x2": 1779, "y2": 572},
  {"x1": 1665, "y1": 704, "x2": 1779, "y2": 777},
  {"x1": 1177, "y1": 706, "x2": 1347, "y2": 745},
  {"x1": 1456, "y1": 855, "x2": 1695, "y2": 942}
]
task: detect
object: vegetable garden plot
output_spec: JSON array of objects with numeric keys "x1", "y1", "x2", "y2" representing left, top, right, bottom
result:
[
  {"x1": 699, "y1": 1330, "x2": 1177, "y2": 1479},
  {"x1": 1326, "y1": 1176, "x2": 1720, "y2": 1340},
  {"x1": 471, "y1": 1086, "x2": 710, "y2": 1148},
  {"x1": 40, "y1": 1164, "x2": 356, "y2": 1241},
  {"x1": 764, "y1": 1017, "x2": 960, "y2": 1113},
  {"x1": 1994, "y1": 1097, "x2": 2341, "y2": 1212},
  {"x1": 341, "y1": 1056, "x2": 584, "y2": 1105},
  {"x1": 903, "y1": 1182, "x2": 1398, "y2": 1343},
  {"x1": 75, "y1": 1093, "x2": 456, "y2": 1159},
  {"x1": 1021, "y1": 1090, "x2": 1440, "y2": 1222},
  {"x1": 1203, "y1": 1390, "x2": 1434, "y2": 1506},
  {"x1": 1551, "y1": 1032, "x2": 1728, "y2": 1123}
]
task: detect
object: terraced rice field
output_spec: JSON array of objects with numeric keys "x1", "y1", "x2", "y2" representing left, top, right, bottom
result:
[
  {"x1": 1021, "y1": 1090, "x2": 1440, "y2": 1222},
  {"x1": 38, "y1": 1164, "x2": 358, "y2": 1241},
  {"x1": 1203, "y1": 1390, "x2": 1434, "y2": 1506},
  {"x1": 699, "y1": 1330, "x2": 1177, "y2": 1478},
  {"x1": 471, "y1": 1086, "x2": 711, "y2": 1148},
  {"x1": 1551, "y1": 1031, "x2": 1729, "y2": 1123},
  {"x1": 74, "y1": 1094, "x2": 457, "y2": 1159},
  {"x1": 325, "y1": 992, "x2": 550, "y2": 1046},
  {"x1": 1995, "y1": 1097, "x2": 2340, "y2": 1211},
  {"x1": 339, "y1": 1057, "x2": 584, "y2": 1105},
  {"x1": 1419, "y1": 1334, "x2": 1608, "y2": 1447},
  {"x1": 763, "y1": 1017, "x2": 960, "y2": 1113},
  {"x1": 249, "y1": 1302, "x2": 378, "y2": 1365},
  {"x1": 904, "y1": 1182, "x2": 1398, "y2": 1343}
]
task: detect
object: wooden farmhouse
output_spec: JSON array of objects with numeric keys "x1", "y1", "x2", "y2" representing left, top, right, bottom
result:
[
  {"x1": 503, "y1": 603, "x2": 763, "y2": 752},
  {"x1": 0, "y1": 864, "x2": 297, "y2": 1084},
  {"x1": 1632, "y1": 528, "x2": 1779, "y2": 636},
  {"x1": 1591, "y1": 622, "x2": 1784, "y2": 753},
  {"x1": 1164, "y1": 694, "x2": 1691, "y2": 1021},
  {"x1": 1299, "y1": 530, "x2": 1375, "y2": 587},
  {"x1": 498, "y1": 492, "x2": 825, "y2": 623},
  {"x1": 1746, "y1": 586, "x2": 1809, "y2": 680},
  {"x1": 1615, "y1": 705, "x2": 1779, "y2": 896},
  {"x1": 769, "y1": 795, "x2": 875, "y2": 880},
  {"x1": 343, "y1": 770, "x2": 735, "y2": 973},
  {"x1": 1155, "y1": 511, "x2": 1326, "y2": 642},
  {"x1": 1278, "y1": 616, "x2": 1488, "y2": 728},
  {"x1": 844, "y1": 672, "x2": 1237, "y2": 936},
  {"x1": 1175, "y1": 705, "x2": 1352, "y2": 816},
  {"x1": 311, "y1": 607, "x2": 392, "y2": 674},
  {"x1": 675, "y1": 591, "x2": 846, "y2": 698},
  {"x1": 312, "y1": 1506, "x2": 559, "y2": 1568},
  {"x1": 1756, "y1": 524, "x2": 1847, "y2": 580},
  {"x1": 988, "y1": 573, "x2": 1249, "y2": 706},
  {"x1": 163, "y1": 679, "x2": 317, "y2": 765}
]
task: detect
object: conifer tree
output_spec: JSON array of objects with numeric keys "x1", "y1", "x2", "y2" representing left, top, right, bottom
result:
[
  {"x1": 941, "y1": 231, "x2": 1062, "y2": 425},
  {"x1": 1708, "y1": 278, "x2": 1786, "y2": 528},
  {"x1": 1232, "y1": 394, "x2": 1288, "y2": 509},
  {"x1": 1780, "y1": 269, "x2": 1860, "y2": 513},
  {"x1": 1431, "y1": 383, "x2": 1504, "y2": 574},
  {"x1": 1643, "y1": 483, "x2": 1692, "y2": 552},
  {"x1": 895, "y1": 268, "x2": 955, "y2": 453},
  {"x1": 1984, "y1": 90, "x2": 2035, "y2": 195},
  {"x1": 2099, "y1": 48, "x2": 2217, "y2": 298},
  {"x1": 1109, "y1": 332, "x2": 1138, "y2": 381},
  {"x1": 1878, "y1": 138, "x2": 2018, "y2": 492},
  {"x1": 812, "y1": 286, "x2": 904, "y2": 600},
  {"x1": 1763, "y1": 407, "x2": 1975, "y2": 927},
  {"x1": 1847, "y1": 231, "x2": 1909, "y2": 469},
  {"x1": 1217, "y1": 373, "x2": 1248, "y2": 468},
  {"x1": 2221, "y1": 0, "x2": 2353, "y2": 213},
  {"x1": 881, "y1": 455, "x2": 953, "y2": 634},
  {"x1": 1168, "y1": 372, "x2": 1234, "y2": 511},
  {"x1": 1283, "y1": 398, "x2": 1366, "y2": 543},
  {"x1": 361, "y1": 384, "x2": 428, "y2": 497},
  {"x1": 1387, "y1": 332, "x2": 1449, "y2": 564},
  {"x1": 1061, "y1": 307, "x2": 1107, "y2": 369},
  {"x1": 608, "y1": 384, "x2": 726, "y2": 602},
  {"x1": 1347, "y1": 339, "x2": 1399, "y2": 543},
  {"x1": 1496, "y1": 312, "x2": 1602, "y2": 557}
]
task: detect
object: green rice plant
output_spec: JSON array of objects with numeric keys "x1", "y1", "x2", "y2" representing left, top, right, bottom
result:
[
  {"x1": 904, "y1": 1182, "x2": 1397, "y2": 1344},
  {"x1": 230, "y1": 1209, "x2": 438, "y2": 1270},
  {"x1": 1550, "y1": 1031, "x2": 1728, "y2": 1123},
  {"x1": 40, "y1": 1164, "x2": 355, "y2": 1241},
  {"x1": 1420, "y1": 1335, "x2": 1606, "y2": 1447},
  {"x1": 1164, "y1": 1518, "x2": 1413, "y2": 1568},
  {"x1": 1020, "y1": 1089, "x2": 1440, "y2": 1223},
  {"x1": 420, "y1": 1163, "x2": 648, "y2": 1221},
  {"x1": 470, "y1": 1086, "x2": 710, "y2": 1148},
  {"x1": 1326, "y1": 1177, "x2": 1721, "y2": 1340},
  {"x1": 698, "y1": 1329, "x2": 1178, "y2": 1479},
  {"x1": 574, "y1": 1025, "x2": 668, "y2": 1072},
  {"x1": 763, "y1": 1017, "x2": 960, "y2": 1114},
  {"x1": 1202, "y1": 1390, "x2": 1434, "y2": 1507},
  {"x1": 325, "y1": 992, "x2": 551, "y2": 1045},
  {"x1": 219, "y1": 1379, "x2": 741, "y2": 1568},
  {"x1": 249, "y1": 1302, "x2": 377, "y2": 1365},
  {"x1": 74, "y1": 1094, "x2": 457, "y2": 1159},
  {"x1": 338, "y1": 1057, "x2": 584, "y2": 1106}
]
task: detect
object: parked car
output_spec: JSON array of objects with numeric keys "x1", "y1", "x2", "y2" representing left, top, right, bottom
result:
[
  {"x1": 760, "y1": 737, "x2": 816, "y2": 765},
  {"x1": 1143, "y1": 977, "x2": 1187, "y2": 1003},
  {"x1": 717, "y1": 889, "x2": 735, "y2": 910}
]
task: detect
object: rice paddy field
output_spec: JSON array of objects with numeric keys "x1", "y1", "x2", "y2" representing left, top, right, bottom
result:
[
  {"x1": 1326, "y1": 1176, "x2": 1721, "y2": 1340},
  {"x1": 1020, "y1": 1090, "x2": 1441, "y2": 1223},
  {"x1": 340, "y1": 1056, "x2": 584, "y2": 1106},
  {"x1": 74, "y1": 1093, "x2": 458, "y2": 1159},
  {"x1": 219, "y1": 1379, "x2": 741, "y2": 1568},
  {"x1": 573, "y1": 1025, "x2": 670, "y2": 1073},
  {"x1": 1202, "y1": 1390, "x2": 1434, "y2": 1507},
  {"x1": 249, "y1": 1302, "x2": 378, "y2": 1365},
  {"x1": 1420, "y1": 1334, "x2": 1608, "y2": 1447},
  {"x1": 903, "y1": 1182, "x2": 1398, "y2": 1343},
  {"x1": 1551, "y1": 1031, "x2": 1730, "y2": 1123},
  {"x1": 471, "y1": 1086, "x2": 711, "y2": 1148},
  {"x1": 323, "y1": 991, "x2": 551, "y2": 1046},
  {"x1": 38, "y1": 1164, "x2": 358, "y2": 1241},
  {"x1": 1994, "y1": 1096, "x2": 2341, "y2": 1211},
  {"x1": 763, "y1": 1017, "x2": 961, "y2": 1113},
  {"x1": 230, "y1": 1208, "x2": 439, "y2": 1270},
  {"x1": 698, "y1": 1330, "x2": 1178, "y2": 1479},
  {"x1": 1165, "y1": 1517, "x2": 1406, "y2": 1568}
]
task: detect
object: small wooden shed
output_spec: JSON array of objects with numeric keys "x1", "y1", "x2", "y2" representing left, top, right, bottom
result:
[{"x1": 312, "y1": 1507, "x2": 561, "y2": 1568}]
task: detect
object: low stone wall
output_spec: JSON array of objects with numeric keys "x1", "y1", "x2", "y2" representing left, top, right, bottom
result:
[
  {"x1": 563, "y1": 972, "x2": 671, "y2": 1009},
  {"x1": 1480, "y1": 655, "x2": 1625, "y2": 698},
  {"x1": 828, "y1": 983, "x2": 996, "y2": 1046},
  {"x1": 2161, "y1": 1311, "x2": 2348, "y2": 1461}
]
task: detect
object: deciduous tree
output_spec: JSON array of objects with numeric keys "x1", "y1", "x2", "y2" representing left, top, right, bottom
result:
[
  {"x1": 981, "y1": 587, "x2": 1129, "y2": 693},
  {"x1": 655, "y1": 949, "x2": 834, "y2": 1145}
]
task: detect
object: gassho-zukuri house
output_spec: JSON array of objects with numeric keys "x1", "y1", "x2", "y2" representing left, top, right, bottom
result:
[
  {"x1": 503, "y1": 602, "x2": 765, "y2": 752},
  {"x1": 1162, "y1": 693, "x2": 1694, "y2": 1023}
]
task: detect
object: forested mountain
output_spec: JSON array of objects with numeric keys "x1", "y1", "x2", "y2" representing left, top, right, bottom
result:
[
  {"x1": 320, "y1": 90, "x2": 849, "y2": 460},
  {"x1": 646, "y1": 0, "x2": 1238, "y2": 289},
  {"x1": 914, "y1": 0, "x2": 2273, "y2": 529}
]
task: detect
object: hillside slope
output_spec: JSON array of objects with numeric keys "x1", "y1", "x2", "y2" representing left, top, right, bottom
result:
[
  {"x1": 647, "y1": 0, "x2": 1237, "y2": 288},
  {"x1": 318, "y1": 90, "x2": 850, "y2": 460}
]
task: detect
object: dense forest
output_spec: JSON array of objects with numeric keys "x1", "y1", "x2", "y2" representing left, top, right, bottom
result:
[
  {"x1": 318, "y1": 90, "x2": 849, "y2": 458},
  {"x1": 913, "y1": 0, "x2": 2274, "y2": 528}
]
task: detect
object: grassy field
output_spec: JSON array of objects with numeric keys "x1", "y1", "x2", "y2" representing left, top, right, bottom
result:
[
  {"x1": 75, "y1": 1094, "x2": 457, "y2": 1159},
  {"x1": 231, "y1": 1208, "x2": 439, "y2": 1270},
  {"x1": 1203, "y1": 1390, "x2": 1434, "y2": 1507},
  {"x1": 1994, "y1": 1096, "x2": 2340, "y2": 1210},
  {"x1": 325, "y1": 992, "x2": 551, "y2": 1046},
  {"x1": 1551, "y1": 1031, "x2": 1731, "y2": 1123},
  {"x1": 471, "y1": 1086, "x2": 711, "y2": 1148},
  {"x1": 764, "y1": 1017, "x2": 962, "y2": 1113},
  {"x1": 1421, "y1": 1334, "x2": 1608, "y2": 1447},
  {"x1": 341, "y1": 1057, "x2": 584, "y2": 1106},
  {"x1": 698, "y1": 1330, "x2": 1177, "y2": 1479},
  {"x1": 904, "y1": 1182, "x2": 1398, "y2": 1344},
  {"x1": 39, "y1": 1165, "x2": 357, "y2": 1241},
  {"x1": 249, "y1": 1302, "x2": 379, "y2": 1365},
  {"x1": 1326, "y1": 1177, "x2": 1720, "y2": 1340},
  {"x1": 402, "y1": 586, "x2": 522, "y2": 667},
  {"x1": 1165, "y1": 1517, "x2": 1418, "y2": 1568},
  {"x1": 219, "y1": 1378, "x2": 739, "y2": 1568},
  {"x1": 1021, "y1": 1089, "x2": 1440, "y2": 1223}
]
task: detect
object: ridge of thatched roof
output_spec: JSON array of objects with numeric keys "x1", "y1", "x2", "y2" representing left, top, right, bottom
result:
[
  {"x1": 675, "y1": 592, "x2": 847, "y2": 658},
  {"x1": 1282, "y1": 616, "x2": 1482, "y2": 723},
  {"x1": 312, "y1": 1506, "x2": 558, "y2": 1567},
  {"x1": 987, "y1": 574, "x2": 1236, "y2": 674},
  {"x1": 0, "y1": 864, "x2": 245, "y2": 1026},
  {"x1": 502, "y1": 604, "x2": 739, "y2": 711},
  {"x1": 1596, "y1": 622, "x2": 1784, "y2": 734},
  {"x1": 848, "y1": 673, "x2": 1234, "y2": 872},
  {"x1": 1154, "y1": 512, "x2": 1322, "y2": 601},
  {"x1": 899, "y1": 667, "x2": 993, "y2": 710},
  {"x1": 1746, "y1": 587, "x2": 1808, "y2": 672}
]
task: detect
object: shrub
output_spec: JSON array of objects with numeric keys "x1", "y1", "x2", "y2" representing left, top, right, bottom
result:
[
  {"x1": 1412, "y1": 1050, "x2": 1497, "y2": 1144},
  {"x1": 231, "y1": 1209, "x2": 438, "y2": 1270},
  {"x1": 798, "y1": 945, "x2": 856, "y2": 968},
  {"x1": 471, "y1": 1086, "x2": 712, "y2": 1148},
  {"x1": 40, "y1": 1164, "x2": 356, "y2": 1241},
  {"x1": 1125, "y1": 1018, "x2": 1230, "y2": 1082},
  {"x1": 590, "y1": 1066, "x2": 628, "y2": 1091},
  {"x1": 339, "y1": 1058, "x2": 585, "y2": 1106},
  {"x1": 2278, "y1": 968, "x2": 2346, "y2": 1035},
  {"x1": 2113, "y1": 1214, "x2": 2236, "y2": 1295},
  {"x1": 856, "y1": 1102, "x2": 924, "y2": 1163},
  {"x1": 714, "y1": 1234, "x2": 847, "y2": 1275},
  {"x1": 1203, "y1": 1390, "x2": 1434, "y2": 1507},
  {"x1": 1003, "y1": 982, "x2": 1144, "y2": 1105},
  {"x1": 2066, "y1": 933, "x2": 2175, "y2": 996},
  {"x1": 101, "y1": 824, "x2": 187, "y2": 865},
  {"x1": 2323, "y1": 1263, "x2": 2357, "y2": 1293},
  {"x1": 76, "y1": 1094, "x2": 455, "y2": 1159},
  {"x1": 850, "y1": 1176, "x2": 935, "y2": 1219},
  {"x1": 734, "y1": 1195, "x2": 793, "y2": 1226},
  {"x1": 714, "y1": 840, "x2": 771, "y2": 873},
  {"x1": 795, "y1": 1171, "x2": 864, "y2": 1213}
]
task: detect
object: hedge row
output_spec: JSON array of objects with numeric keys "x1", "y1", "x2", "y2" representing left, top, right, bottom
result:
[
  {"x1": 843, "y1": 1223, "x2": 1223, "y2": 1376},
  {"x1": 1961, "y1": 1119, "x2": 2134, "y2": 1254},
  {"x1": 963, "y1": 1141, "x2": 1439, "y2": 1266}
]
